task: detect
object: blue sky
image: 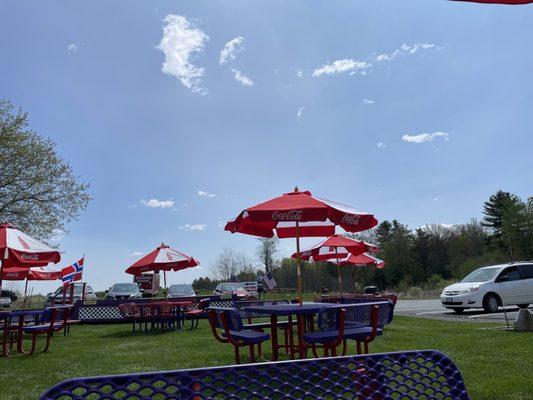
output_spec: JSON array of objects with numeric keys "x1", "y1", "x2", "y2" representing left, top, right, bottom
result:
[{"x1": 1, "y1": 0, "x2": 532, "y2": 293}]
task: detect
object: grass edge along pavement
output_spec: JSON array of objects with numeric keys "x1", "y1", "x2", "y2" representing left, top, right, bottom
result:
[{"x1": 0, "y1": 315, "x2": 531, "y2": 400}]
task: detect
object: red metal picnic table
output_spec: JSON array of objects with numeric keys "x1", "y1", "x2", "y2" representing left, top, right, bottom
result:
[{"x1": 244, "y1": 303, "x2": 332, "y2": 360}]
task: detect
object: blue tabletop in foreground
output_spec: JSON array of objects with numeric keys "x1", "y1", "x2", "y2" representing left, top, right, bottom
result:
[{"x1": 244, "y1": 302, "x2": 332, "y2": 316}]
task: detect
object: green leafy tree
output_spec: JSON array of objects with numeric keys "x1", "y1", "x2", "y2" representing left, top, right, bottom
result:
[
  {"x1": 0, "y1": 100, "x2": 90, "y2": 239},
  {"x1": 482, "y1": 190, "x2": 520, "y2": 241}
]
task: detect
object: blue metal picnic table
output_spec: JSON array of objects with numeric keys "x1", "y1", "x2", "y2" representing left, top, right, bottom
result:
[
  {"x1": 244, "y1": 302, "x2": 333, "y2": 360},
  {"x1": 1, "y1": 309, "x2": 44, "y2": 356}
]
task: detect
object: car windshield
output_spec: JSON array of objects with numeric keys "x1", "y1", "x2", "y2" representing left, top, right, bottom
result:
[
  {"x1": 461, "y1": 267, "x2": 502, "y2": 283},
  {"x1": 111, "y1": 284, "x2": 140, "y2": 293},
  {"x1": 169, "y1": 285, "x2": 194, "y2": 294},
  {"x1": 220, "y1": 283, "x2": 244, "y2": 291},
  {"x1": 55, "y1": 285, "x2": 93, "y2": 295}
]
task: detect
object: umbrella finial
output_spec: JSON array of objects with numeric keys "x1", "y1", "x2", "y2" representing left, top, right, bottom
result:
[{"x1": 294, "y1": 186, "x2": 299, "y2": 192}]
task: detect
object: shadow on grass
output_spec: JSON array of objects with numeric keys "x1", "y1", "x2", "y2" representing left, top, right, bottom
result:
[{"x1": 99, "y1": 328, "x2": 178, "y2": 339}]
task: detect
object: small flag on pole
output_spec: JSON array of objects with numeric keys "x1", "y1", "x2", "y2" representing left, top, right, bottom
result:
[
  {"x1": 262, "y1": 272, "x2": 277, "y2": 290},
  {"x1": 61, "y1": 257, "x2": 84, "y2": 288}
]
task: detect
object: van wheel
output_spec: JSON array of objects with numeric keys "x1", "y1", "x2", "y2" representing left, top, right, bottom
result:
[
  {"x1": 483, "y1": 294, "x2": 500, "y2": 313},
  {"x1": 453, "y1": 308, "x2": 465, "y2": 314},
  {"x1": 517, "y1": 304, "x2": 529, "y2": 309}
]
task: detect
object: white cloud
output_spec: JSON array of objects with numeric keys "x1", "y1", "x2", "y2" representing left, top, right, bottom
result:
[
  {"x1": 401, "y1": 131, "x2": 449, "y2": 144},
  {"x1": 312, "y1": 43, "x2": 436, "y2": 79},
  {"x1": 131, "y1": 251, "x2": 143, "y2": 257},
  {"x1": 179, "y1": 224, "x2": 206, "y2": 231},
  {"x1": 375, "y1": 43, "x2": 435, "y2": 63},
  {"x1": 312, "y1": 59, "x2": 370, "y2": 77},
  {"x1": 198, "y1": 190, "x2": 216, "y2": 198},
  {"x1": 140, "y1": 198, "x2": 175, "y2": 208},
  {"x1": 363, "y1": 99, "x2": 375, "y2": 104},
  {"x1": 377, "y1": 142, "x2": 386, "y2": 149},
  {"x1": 67, "y1": 44, "x2": 77, "y2": 52},
  {"x1": 157, "y1": 14, "x2": 209, "y2": 95},
  {"x1": 296, "y1": 70, "x2": 304, "y2": 78},
  {"x1": 231, "y1": 69, "x2": 254, "y2": 86},
  {"x1": 219, "y1": 36, "x2": 244, "y2": 65},
  {"x1": 297, "y1": 106, "x2": 304, "y2": 122}
]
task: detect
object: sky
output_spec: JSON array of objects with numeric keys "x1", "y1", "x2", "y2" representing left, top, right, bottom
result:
[{"x1": 1, "y1": 0, "x2": 532, "y2": 294}]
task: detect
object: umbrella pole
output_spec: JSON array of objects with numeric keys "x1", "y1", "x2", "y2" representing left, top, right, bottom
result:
[
  {"x1": 23, "y1": 278, "x2": 28, "y2": 309},
  {"x1": 335, "y1": 248, "x2": 343, "y2": 297},
  {"x1": 295, "y1": 222, "x2": 303, "y2": 306},
  {"x1": 163, "y1": 270, "x2": 167, "y2": 299}
]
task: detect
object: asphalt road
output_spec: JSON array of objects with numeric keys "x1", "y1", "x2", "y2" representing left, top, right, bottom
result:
[{"x1": 395, "y1": 299, "x2": 532, "y2": 324}]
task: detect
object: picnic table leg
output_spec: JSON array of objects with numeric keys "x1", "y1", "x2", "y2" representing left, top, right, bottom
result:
[
  {"x1": 296, "y1": 315, "x2": 307, "y2": 359},
  {"x1": 288, "y1": 316, "x2": 295, "y2": 359},
  {"x1": 269, "y1": 314, "x2": 279, "y2": 361}
]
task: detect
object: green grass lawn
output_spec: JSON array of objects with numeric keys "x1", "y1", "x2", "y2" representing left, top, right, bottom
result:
[{"x1": 0, "y1": 316, "x2": 531, "y2": 400}]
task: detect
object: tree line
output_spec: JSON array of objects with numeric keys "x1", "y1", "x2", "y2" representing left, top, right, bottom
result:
[{"x1": 196, "y1": 190, "x2": 532, "y2": 294}]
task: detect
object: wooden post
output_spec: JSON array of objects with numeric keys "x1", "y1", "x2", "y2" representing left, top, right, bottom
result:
[
  {"x1": 22, "y1": 278, "x2": 29, "y2": 309},
  {"x1": 163, "y1": 270, "x2": 168, "y2": 299},
  {"x1": 82, "y1": 282, "x2": 87, "y2": 301},
  {"x1": 0, "y1": 260, "x2": 3, "y2": 295},
  {"x1": 69, "y1": 283, "x2": 75, "y2": 304},
  {"x1": 295, "y1": 221, "x2": 303, "y2": 306},
  {"x1": 335, "y1": 248, "x2": 343, "y2": 296},
  {"x1": 62, "y1": 284, "x2": 67, "y2": 305}
]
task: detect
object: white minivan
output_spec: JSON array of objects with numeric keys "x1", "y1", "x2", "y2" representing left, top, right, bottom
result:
[{"x1": 441, "y1": 262, "x2": 533, "y2": 313}]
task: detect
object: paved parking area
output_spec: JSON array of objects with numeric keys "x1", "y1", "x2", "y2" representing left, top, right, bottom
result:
[{"x1": 395, "y1": 299, "x2": 532, "y2": 324}]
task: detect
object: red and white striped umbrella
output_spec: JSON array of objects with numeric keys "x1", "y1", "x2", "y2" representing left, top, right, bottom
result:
[
  {"x1": 125, "y1": 244, "x2": 199, "y2": 275},
  {"x1": 338, "y1": 252, "x2": 385, "y2": 269},
  {"x1": 291, "y1": 234, "x2": 379, "y2": 295},
  {"x1": 225, "y1": 188, "x2": 378, "y2": 239},
  {"x1": 293, "y1": 234, "x2": 379, "y2": 262},
  {"x1": 225, "y1": 187, "x2": 378, "y2": 304},
  {"x1": 0, "y1": 223, "x2": 61, "y2": 268},
  {"x1": 0, "y1": 223, "x2": 61, "y2": 293},
  {"x1": 0, "y1": 265, "x2": 61, "y2": 281}
]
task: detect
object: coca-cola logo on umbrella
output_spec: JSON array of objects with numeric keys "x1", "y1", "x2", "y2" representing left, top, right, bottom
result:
[
  {"x1": 166, "y1": 252, "x2": 174, "y2": 261},
  {"x1": 341, "y1": 214, "x2": 360, "y2": 225},
  {"x1": 272, "y1": 210, "x2": 303, "y2": 221},
  {"x1": 17, "y1": 236, "x2": 31, "y2": 250},
  {"x1": 20, "y1": 253, "x2": 39, "y2": 261}
]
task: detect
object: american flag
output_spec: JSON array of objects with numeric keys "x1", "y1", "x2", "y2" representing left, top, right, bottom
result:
[
  {"x1": 61, "y1": 257, "x2": 84, "y2": 288},
  {"x1": 262, "y1": 272, "x2": 277, "y2": 290}
]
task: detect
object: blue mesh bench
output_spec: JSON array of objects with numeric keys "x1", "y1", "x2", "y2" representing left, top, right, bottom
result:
[
  {"x1": 40, "y1": 349, "x2": 470, "y2": 399},
  {"x1": 304, "y1": 301, "x2": 394, "y2": 357}
]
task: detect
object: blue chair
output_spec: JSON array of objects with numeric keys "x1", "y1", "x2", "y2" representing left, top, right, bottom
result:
[
  {"x1": 304, "y1": 301, "x2": 393, "y2": 357},
  {"x1": 207, "y1": 307, "x2": 270, "y2": 364}
]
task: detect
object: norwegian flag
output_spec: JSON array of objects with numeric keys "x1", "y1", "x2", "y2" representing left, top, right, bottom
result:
[{"x1": 61, "y1": 257, "x2": 84, "y2": 288}]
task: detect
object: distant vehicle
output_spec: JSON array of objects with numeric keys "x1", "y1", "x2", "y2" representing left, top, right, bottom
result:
[
  {"x1": 0, "y1": 290, "x2": 17, "y2": 308},
  {"x1": 45, "y1": 283, "x2": 97, "y2": 307},
  {"x1": 441, "y1": 262, "x2": 533, "y2": 313},
  {"x1": 106, "y1": 283, "x2": 142, "y2": 300},
  {"x1": 168, "y1": 284, "x2": 196, "y2": 299},
  {"x1": 213, "y1": 282, "x2": 249, "y2": 298}
]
